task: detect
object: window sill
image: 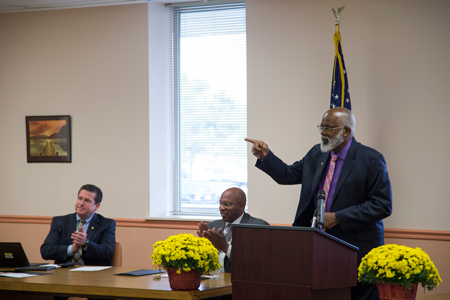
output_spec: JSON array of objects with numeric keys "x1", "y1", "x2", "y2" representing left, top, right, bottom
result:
[{"x1": 145, "y1": 214, "x2": 219, "y2": 222}]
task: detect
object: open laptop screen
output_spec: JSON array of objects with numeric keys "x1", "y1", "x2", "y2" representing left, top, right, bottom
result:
[{"x1": 0, "y1": 242, "x2": 30, "y2": 268}]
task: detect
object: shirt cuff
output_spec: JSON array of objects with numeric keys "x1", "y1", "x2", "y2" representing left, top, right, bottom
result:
[{"x1": 67, "y1": 245, "x2": 74, "y2": 256}]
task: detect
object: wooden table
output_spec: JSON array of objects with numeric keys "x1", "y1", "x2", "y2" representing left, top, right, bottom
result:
[
  {"x1": 417, "y1": 293, "x2": 450, "y2": 300},
  {"x1": 0, "y1": 266, "x2": 232, "y2": 299}
]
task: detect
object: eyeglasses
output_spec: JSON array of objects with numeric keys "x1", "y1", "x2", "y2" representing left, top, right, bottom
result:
[
  {"x1": 218, "y1": 201, "x2": 240, "y2": 208},
  {"x1": 317, "y1": 125, "x2": 344, "y2": 133}
]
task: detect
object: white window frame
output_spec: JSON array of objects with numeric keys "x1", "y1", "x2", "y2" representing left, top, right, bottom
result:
[{"x1": 148, "y1": 1, "x2": 247, "y2": 219}]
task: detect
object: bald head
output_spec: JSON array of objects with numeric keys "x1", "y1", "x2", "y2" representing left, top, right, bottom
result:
[
  {"x1": 222, "y1": 187, "x2": 247, "y2": 205},
  {"x1": 323, "y1": 107, "x2": 355, "y2": 137},
  {"x1": 219, "y1": 187, "x2": 246, "y2": 223}
]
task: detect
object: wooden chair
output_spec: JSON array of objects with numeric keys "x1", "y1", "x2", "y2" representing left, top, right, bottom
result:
[
  {"x1": 110, "y1": 242, "x2": 122, "y2": 267},
  {"x1": 69, "y1": 242, "x2": 122, "y2": 300}
]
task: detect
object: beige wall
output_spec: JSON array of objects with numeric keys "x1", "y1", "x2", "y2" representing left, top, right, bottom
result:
[
  {"x1": 0, "y1": 0, "x2": 449, "y2": 296},
  {"x1": 0, "y1": 4, "x2": 150, "y2": 219}
]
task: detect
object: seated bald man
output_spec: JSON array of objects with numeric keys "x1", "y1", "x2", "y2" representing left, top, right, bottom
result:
[{"x1": 198, "y1": 187, "x2": 269, "y2": 273}]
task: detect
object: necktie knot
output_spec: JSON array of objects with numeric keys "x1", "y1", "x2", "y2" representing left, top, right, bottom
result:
[{"x1": 78, "y1": 219, "x2": 86, "y2": 230}]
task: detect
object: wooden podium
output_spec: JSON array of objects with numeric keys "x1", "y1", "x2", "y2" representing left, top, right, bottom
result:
[{"x1": 231, "y1": 224, "x2": 359, "y2": 300}]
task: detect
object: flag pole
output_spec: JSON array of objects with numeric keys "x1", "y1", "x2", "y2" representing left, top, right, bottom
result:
[{"x1": 330, "y1": 5, "x2": 351, "y2": 110}]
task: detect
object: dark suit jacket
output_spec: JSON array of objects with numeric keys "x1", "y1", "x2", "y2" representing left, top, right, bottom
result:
[
  {"x1": 256, "y1": 137, "x2": 392, "y2": 265},
  {"x1": 40, "y1": 213, "x2": 116, "y2": 266},
  {"x1": 207, "y1": 212, "x2": 269, "y2": 273}
]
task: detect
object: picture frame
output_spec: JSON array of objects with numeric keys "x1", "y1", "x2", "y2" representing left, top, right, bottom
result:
[{"x1": 26, "y1": 115, "x2": 72, "y2": 163}]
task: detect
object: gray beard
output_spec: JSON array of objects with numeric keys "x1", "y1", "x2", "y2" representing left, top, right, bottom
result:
[{"x1": 320, "y1": 131, "x2": 344, "y2": 153}]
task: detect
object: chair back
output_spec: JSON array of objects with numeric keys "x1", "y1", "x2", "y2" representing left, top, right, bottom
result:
[{"x1": 110, "y1": 242, "x2": 122, "y2": 266}]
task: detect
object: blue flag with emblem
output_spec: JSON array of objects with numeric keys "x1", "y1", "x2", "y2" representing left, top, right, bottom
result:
[{"x1": 330, "y1": 30, "x2": 351, "y2": 110}]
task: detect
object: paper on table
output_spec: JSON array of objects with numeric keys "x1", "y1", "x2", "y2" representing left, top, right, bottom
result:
[
  {"x1": 0, "y1": 272, "x2": 40, "y2": 278},
  {"x1": 70, "y1": 266, "x2": 112, "y2": 272}
]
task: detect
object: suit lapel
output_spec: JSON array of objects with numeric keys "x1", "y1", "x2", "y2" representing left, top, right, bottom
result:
[
  {"x1": 239, "y1": 212, "x2": 250, "y2": 224},
  {"x1": 219, "y1": 220, "x2": 226, "y2": 231},
  {"x1": 331, "y1": 138, "x2": 357, "y2": 207},
  {"x1": 295, "y1": 151, "x2": 329, "y2": 217},
  {"x1": 311, "y1": 151, "x2": 330, "y2": 196},
  {"x1": 66, "y1": 213, "x2": 77, "y2": 244},
  {"x1": 86, "y1": 213, "x2": 99, "y2": 240}
]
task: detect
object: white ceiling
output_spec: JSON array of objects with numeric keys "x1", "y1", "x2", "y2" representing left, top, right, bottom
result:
[{"x1": 0, "y1": 0, "x2": 189, "y2": 13}]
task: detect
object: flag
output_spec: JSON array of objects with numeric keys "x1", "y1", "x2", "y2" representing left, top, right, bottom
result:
[{"x1": 330, "y1": 31, "x2": 351, "y2": 110}]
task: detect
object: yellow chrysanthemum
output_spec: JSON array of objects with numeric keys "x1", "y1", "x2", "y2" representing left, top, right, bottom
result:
[
  {"x1": 150, "y1": 233, "x2": 220, "y2": 275},
  {"x1": 358, "y1": 244, "x2": 442, "y2": 291}
]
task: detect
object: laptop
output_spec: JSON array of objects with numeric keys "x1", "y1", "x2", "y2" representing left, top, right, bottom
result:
[{"x1": 0, "y1": 242, "x2": 56, "y2": 271}]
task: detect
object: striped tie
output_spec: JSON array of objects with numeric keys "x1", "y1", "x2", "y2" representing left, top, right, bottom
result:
[
  {"x1": 224, "y1": 223, "x2": 232, "y2": 243},
  {"x1": 72, "y1": 219, "x2": 86, "y2": 265}
]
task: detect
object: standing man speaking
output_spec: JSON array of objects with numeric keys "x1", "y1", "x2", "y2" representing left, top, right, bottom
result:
[{"x1": 246, "y1": 107, "x2": 392, "y2": 300}]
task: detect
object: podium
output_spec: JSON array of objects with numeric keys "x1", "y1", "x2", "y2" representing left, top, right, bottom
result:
[{"x1": 231, "y1": 224, "x2": 358, "y2": 300}]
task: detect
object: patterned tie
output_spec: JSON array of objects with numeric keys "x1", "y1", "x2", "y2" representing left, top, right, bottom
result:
[
  {"x1": 72, "y1": 219, "x2": 86, "y2": 265},
  {"x1": 224, "y1": 223, "x2": 232, "y2": 243},
  {"x1": 323, "y1": 155, "x2": 338, "y2": 208}
]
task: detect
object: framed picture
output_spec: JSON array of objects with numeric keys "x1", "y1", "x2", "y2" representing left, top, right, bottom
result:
[{"x1": 26, "y1": 115, "x2": 72, "y2": 163}]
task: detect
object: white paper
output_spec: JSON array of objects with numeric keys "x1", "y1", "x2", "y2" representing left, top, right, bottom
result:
[
  {"x1": 70, "y1": 266, "x2": 112, "y2": 272},
  {"x1": 0, "y1": 273, "x2": 40, "y2": 278}
]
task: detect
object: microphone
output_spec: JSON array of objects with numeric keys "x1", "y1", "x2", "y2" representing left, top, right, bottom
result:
[{"x1": 316, "y1": 190, "x2": 326, "y2": 230}]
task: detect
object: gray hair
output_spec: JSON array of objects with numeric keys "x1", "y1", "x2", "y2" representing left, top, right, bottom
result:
[{"x1": 336, "y1": 110, "x2": 356, "y2": 137}]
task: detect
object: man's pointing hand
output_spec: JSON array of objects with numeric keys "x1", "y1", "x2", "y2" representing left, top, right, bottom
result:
[{"x1": 245, "y1": 138, "x2": 269, "y2": 160}]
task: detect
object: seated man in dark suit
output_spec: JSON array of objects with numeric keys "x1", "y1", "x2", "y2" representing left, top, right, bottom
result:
[
  {"x1": 41, "y1": 184, "x2": 116, "y2": 266},
  {"x1": 198, "y1": 187, "x2": 269, "y2": 273}
]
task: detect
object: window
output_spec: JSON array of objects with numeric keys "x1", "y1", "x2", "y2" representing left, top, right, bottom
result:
[{"x1": 172, "y1": 2, "x2": 247, "y2": 215}]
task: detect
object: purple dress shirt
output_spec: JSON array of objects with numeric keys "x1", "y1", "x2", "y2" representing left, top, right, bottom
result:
[{"x1": 315, "y1": 138, "x2": 352, "y2": 212}]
